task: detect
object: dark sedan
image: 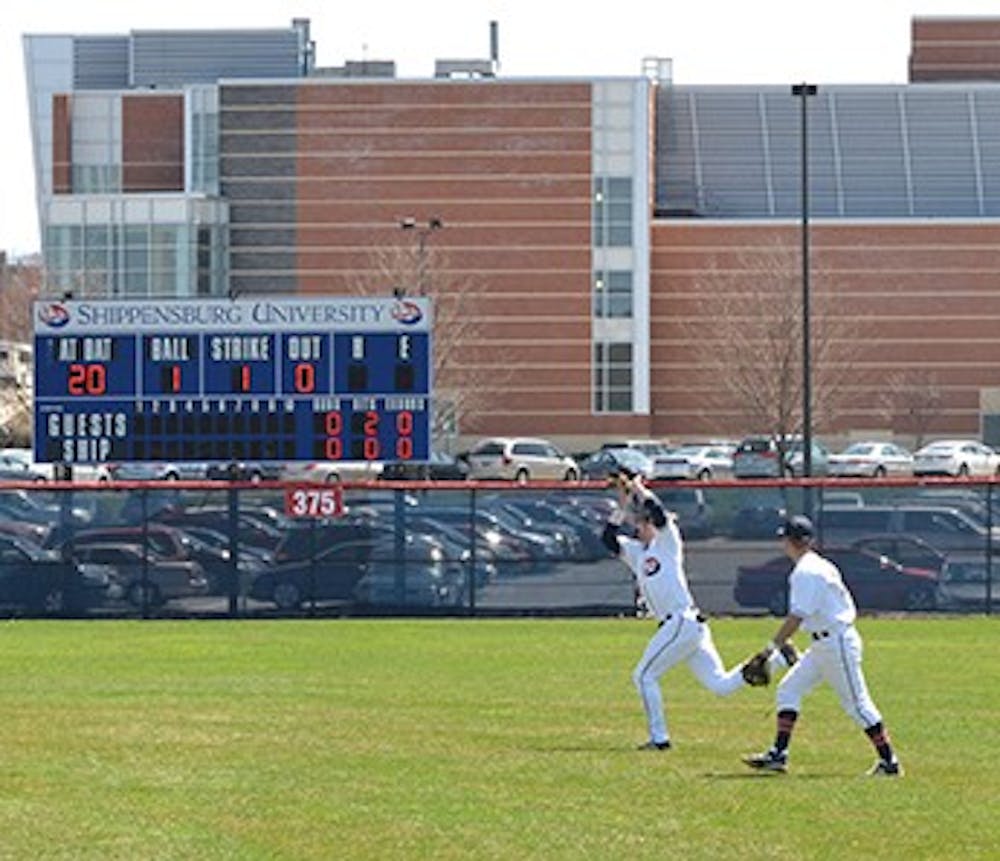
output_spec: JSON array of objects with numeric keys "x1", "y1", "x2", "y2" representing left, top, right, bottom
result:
[
  {"x1": 0, "y1": 534, "x2": 111, "y2": 615},
  {"x1": 734, "y1": 546, "x2": 939, "y2": 614}
]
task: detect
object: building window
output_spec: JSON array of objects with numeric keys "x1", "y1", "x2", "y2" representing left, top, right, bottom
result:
[
  {"x1": 593, "y1": 176, "x2": 633, "y2": 248},
  {"x1": 593, "y1": 269, "x2": 633, "y2": 318},
  {"x1": 593, "y1": 342, "x2": 633, "y2": 412}
]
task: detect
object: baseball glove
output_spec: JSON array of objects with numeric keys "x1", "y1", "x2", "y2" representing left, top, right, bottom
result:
[{"x1": 740, "y1": 652, "x2": 771, "y2": 687}]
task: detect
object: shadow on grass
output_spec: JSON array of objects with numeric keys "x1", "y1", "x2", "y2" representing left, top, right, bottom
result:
[{"x1": 703, "y1": 771, "x2": 842, "y2": 780}]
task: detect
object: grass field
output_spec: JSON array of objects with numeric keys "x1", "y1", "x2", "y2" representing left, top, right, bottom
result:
[{"x1": 0, "y1": 616, "x2": 997, "y2": 859}]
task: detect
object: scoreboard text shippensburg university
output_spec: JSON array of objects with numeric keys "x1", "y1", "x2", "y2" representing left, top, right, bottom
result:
[{"x1": 33, "y1": 296, "x2": 432, "y2": 466}]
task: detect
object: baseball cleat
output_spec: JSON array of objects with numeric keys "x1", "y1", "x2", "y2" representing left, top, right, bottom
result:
[
  {"x1": 866, "y1": 758, "x2": 903, "y2": 777},
  {"x1": 742, "y1": 749, "x2": 788, "y2": 773},
  {"x1": 636, "y1": 740, "x2": 672, "y2": 751}
]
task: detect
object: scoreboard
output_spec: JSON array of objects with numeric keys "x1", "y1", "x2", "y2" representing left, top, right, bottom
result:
[{"x1": 33, "y1": 296, "x2": 432, "y2": 466}]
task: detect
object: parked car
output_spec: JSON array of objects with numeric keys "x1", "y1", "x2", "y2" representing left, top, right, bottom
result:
[
  {"x1": 69, "y1": 543, "x2": 209, "y2": 607},
  {"x1": 577, "y1": 448, "x2": 654, "y2": 482},
  {"x1": 248, "y1": 537, "x2": 376, "y2": 610},
  {"x1": 656, "y1": 488, "x2": 714, "y2": 538},
  {"x1": 283, "y1": 460, "x2": 385, "y2": 483},
  {"x1": 652, "y1": 444, "x2": 734, "y2": 481},
  {"x1": 818, "y1": 504, "x2": 1000, "y2": 552},
  {"x1": 0, "y1": 533, "x2": 112, "y2": 615},
  {"x1": 599, "y1": 439, "x2": 674, "y2": 459},
  {"x1": 205, "y1": 461, "x2": 283, "y2": 482},
  {"x1": 732, "y1": 435, "x2": 830, "y2": 478},
  {"x1": 734, "y1": 546, "x2": 939, "y2": 614},
  {"x1": 827, "y1": 441, "x2": 913, "y2": 478},
  {"x1": 380, "y1": 452, "x2": 468, "y2": 481},
  {"x1": 102, "y1": 462, "x2": 209, "y2": 481},
  {"x1": 0, "y1": 489, "x2": 92, "y2": 528},
  {"x1": 465, "y1": 438, "x2": 579, "y2": 483},
  {"x1": 912, "y1": 440, "x2": 1000, "y2": 477},
  {"x1": 0, "y1": 449, "x2": 49, "y2": 481}
]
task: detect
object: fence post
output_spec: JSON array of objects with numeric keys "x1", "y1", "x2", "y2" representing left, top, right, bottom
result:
[
  {"x1": 227, "y1": 484, "x2": 239, "y2": 617},
  {"x1": 140, "y1": 488, "x2": 150, "y2": 618},
  {"x1": 468, "y1": 488, "x2": 477, "y2": 616},
  {"x1": 394, "y1": 487, "x2": 406, "y2": 607},
  {"x1": 987, "y1": 481, "x2": 994, "y2": 616}
]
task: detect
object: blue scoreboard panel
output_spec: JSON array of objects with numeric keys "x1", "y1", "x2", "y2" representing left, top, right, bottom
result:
[{"x1": 33, "y1": 297, "x2": 432, "y2": 466}]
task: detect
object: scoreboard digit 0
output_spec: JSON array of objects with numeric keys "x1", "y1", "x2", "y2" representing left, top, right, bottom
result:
[{"x1": 33, "y1": 297, "x2": 432, "y2": 466}]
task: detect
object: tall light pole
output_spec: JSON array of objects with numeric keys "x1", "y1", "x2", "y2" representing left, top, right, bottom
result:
[
  {"x1": 399, "y1": 216, "x2": 444, "y2": 296},
  {"x1": 791, "y1": 83, "x2": 817, "y2": 478}
]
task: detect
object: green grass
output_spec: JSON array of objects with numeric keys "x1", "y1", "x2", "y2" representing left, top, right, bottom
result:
[{"x1": 0, "y1": 617, "x2": 997, "y2": 859}]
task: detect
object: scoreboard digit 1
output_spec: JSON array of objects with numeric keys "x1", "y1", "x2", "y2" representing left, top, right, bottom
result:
[{"x1": 33, "y1": 297, "x2": 432, "y2": 467}]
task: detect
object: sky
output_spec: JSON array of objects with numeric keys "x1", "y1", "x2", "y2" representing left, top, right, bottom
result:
[{"x1": 4, "y1": 0, "x2": 1000, "y2": 257}]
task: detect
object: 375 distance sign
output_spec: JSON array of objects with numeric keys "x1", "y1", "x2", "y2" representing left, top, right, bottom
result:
[{"x1": 33, "y1": 296, "x2": 432, "y2": 466}]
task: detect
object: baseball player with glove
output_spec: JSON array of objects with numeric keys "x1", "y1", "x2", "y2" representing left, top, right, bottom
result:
[
  {"x1": 603, "y1": 481, "x2": 768, "y2": 751},
  {"x1": 742, "y1": 515, "x2": 903, "y2": 777}
]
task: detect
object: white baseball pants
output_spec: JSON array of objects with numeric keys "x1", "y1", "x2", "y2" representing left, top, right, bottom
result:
[
  {"x1": 776, "y1": 626, "x2": 882, "y2": 729},
  {"x1": 632, "y1": 612, "x2": 744, "y2": 744}
]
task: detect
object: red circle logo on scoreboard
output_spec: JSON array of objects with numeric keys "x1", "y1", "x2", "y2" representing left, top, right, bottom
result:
[
  {"x1": 391, "y1": 300, "x2": 423, "y2": 325},
  {"x1": 38, "y1": 303, "x2": 71, "y2": 328}
]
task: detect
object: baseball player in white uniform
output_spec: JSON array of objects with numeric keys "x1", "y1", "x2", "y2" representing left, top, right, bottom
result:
[
  {"x1": 603, "y1": 485, "x2": 763, "y2": 750},
  {"x1": 743, "y1": 515, "x2": 903, "y2": 776}
]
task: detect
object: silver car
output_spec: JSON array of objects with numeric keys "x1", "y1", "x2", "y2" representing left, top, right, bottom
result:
[
  {"x1": 652, "y1": 444, "x2": 734, "y2": 480},
  {"x1": 912, "y1": 440, "x2": 1000, "y2": 477},
  {"x1": 828, "y1": 441, "x2": 913, "y2": 478},
  {"x1": 465, "y1": 437, "x2": 579, "y2": 483}
]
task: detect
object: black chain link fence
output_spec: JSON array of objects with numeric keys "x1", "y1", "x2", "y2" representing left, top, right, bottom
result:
[{"x1": 0, "y1": 477, "x2": 995, "y2": 619}]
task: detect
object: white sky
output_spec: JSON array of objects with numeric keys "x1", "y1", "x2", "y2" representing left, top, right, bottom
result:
[{"x1": 4, "y1": 0, "x2": 999, "y2": 256}]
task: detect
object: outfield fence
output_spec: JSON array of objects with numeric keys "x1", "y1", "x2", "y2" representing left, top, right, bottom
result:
[{"x1": 0, "y1": 476, "x2": 996, "y2": 619}]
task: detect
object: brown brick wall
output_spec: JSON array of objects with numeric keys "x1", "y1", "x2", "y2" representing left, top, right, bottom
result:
[
  {"x1": 910, "y1": 17, "x2": 1000, "y2": 81},
  {"x1": 290, "y1": 81, "x2": 653, "y2": 440},
  {"x1": 650, "y1": 220, "x2": 1000, "y2": 440},
  {"x1": 122, "y1": 94, "x2": 183, "y2": 191},
  {"x1": 52, "y1": 95, "x2": 71, "y2": 194}
]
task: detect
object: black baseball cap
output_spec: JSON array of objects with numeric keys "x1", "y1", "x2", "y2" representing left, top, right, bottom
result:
[
  {"x1": 638, "y1": 498, "x2": 668, "y2": 528},
  {"x1": 777, "y1": 514, "x2": 814, "y2": 540}
]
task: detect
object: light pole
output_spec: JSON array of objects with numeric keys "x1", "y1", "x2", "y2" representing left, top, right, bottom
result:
[
  {"x1": 791, "y1": 83, "x2": 817, "y2": 478},
  {"x1": 398, "y1": 216, "x2": 444, "y2": 296}
]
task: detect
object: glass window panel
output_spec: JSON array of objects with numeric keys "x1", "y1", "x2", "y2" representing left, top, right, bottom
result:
[{"x1": 608, "y1": 390, "x2": 632, "y2": 411}]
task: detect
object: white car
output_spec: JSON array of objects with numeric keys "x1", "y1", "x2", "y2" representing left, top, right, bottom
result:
[
  {"x1": 652, "y1": 444, "x2": 734, "y2": 480},
  {"x1": 912, "y1": 439, "x2": 1000, "y2": 477},
  {"x1": 466, "y1": 437, "x2": 579, "y2": 483},
  {"x1": 827, "y1": 442, "x2": 913, "y2": 478},
  {"x1": 0, "y1": 448, "x2": 51, "y2": 480},
  {"x1": 282, "y1": 461, "x2": 384, "y2": 483}
]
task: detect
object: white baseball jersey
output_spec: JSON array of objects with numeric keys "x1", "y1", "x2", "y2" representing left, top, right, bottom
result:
[
  {"x1": 618, "y1": 518, "x2": 695, "y2": 621},
  {"x1": 788, "y1": 549, "x2": 857, "y2": 632}
]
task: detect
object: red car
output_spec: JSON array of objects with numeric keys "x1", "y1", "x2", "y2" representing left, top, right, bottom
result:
[{"x1": 734, "y1": 546, "x2": 939, "y2": 614}]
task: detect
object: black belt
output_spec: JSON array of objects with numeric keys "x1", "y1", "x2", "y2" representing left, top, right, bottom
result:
[
  {"x1": 811, "y1": 631, "x2": 830, "y2": 641},
  {"x1": 658, "y1": 610, "x2": 707, "y2": 628}
]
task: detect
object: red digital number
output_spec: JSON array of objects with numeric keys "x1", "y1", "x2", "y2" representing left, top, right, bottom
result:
[
  {"x1": 294, "y1": 363, "x2": 315, "y2": 393},
  {"x1": 325, "y1": 438, "x2": 343, "y2": 460},
  {"x1": 364, "y1": 410, "x2": 379, "y2": 436},
  {"x1": 396, "y1": 410, "x2": 413, "y2": 436},
  {"x1": 68, "y1": 363, "x2": 107, "y2": 396},
  {"x1": 240, "y1": 365, "x2": 251, "y2": 392},
  {"x1": 364, "y1": 437, "x2": 380, "y2": 460},
  {"x1": 170, "y1": 365, "x2": 181, "y2": 393},
  {"x1": 325, "y1": 411, "x2": 342, "y2": 435},
  {"x1": 396, "y1": 437, "x2": 413, "y2": 459}
]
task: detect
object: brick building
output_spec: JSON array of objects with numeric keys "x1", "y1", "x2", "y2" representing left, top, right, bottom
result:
[{"x1": 23, "y1": 17, "x2": 1000, "y2": 451}]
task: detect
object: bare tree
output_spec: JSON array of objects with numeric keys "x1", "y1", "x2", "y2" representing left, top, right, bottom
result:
[
  {"x1": 681, "y1": 237, "x2": 870, "y2": 472},
  {"x1": 877, "y1": 369, "x2": 943, "y2": 449},
  {"x1": 0, "y1": 256, "x2": 40, "y2": 447},
  {"x1": 351, "y1": 242, "x2": 512, "y2": 450}
]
